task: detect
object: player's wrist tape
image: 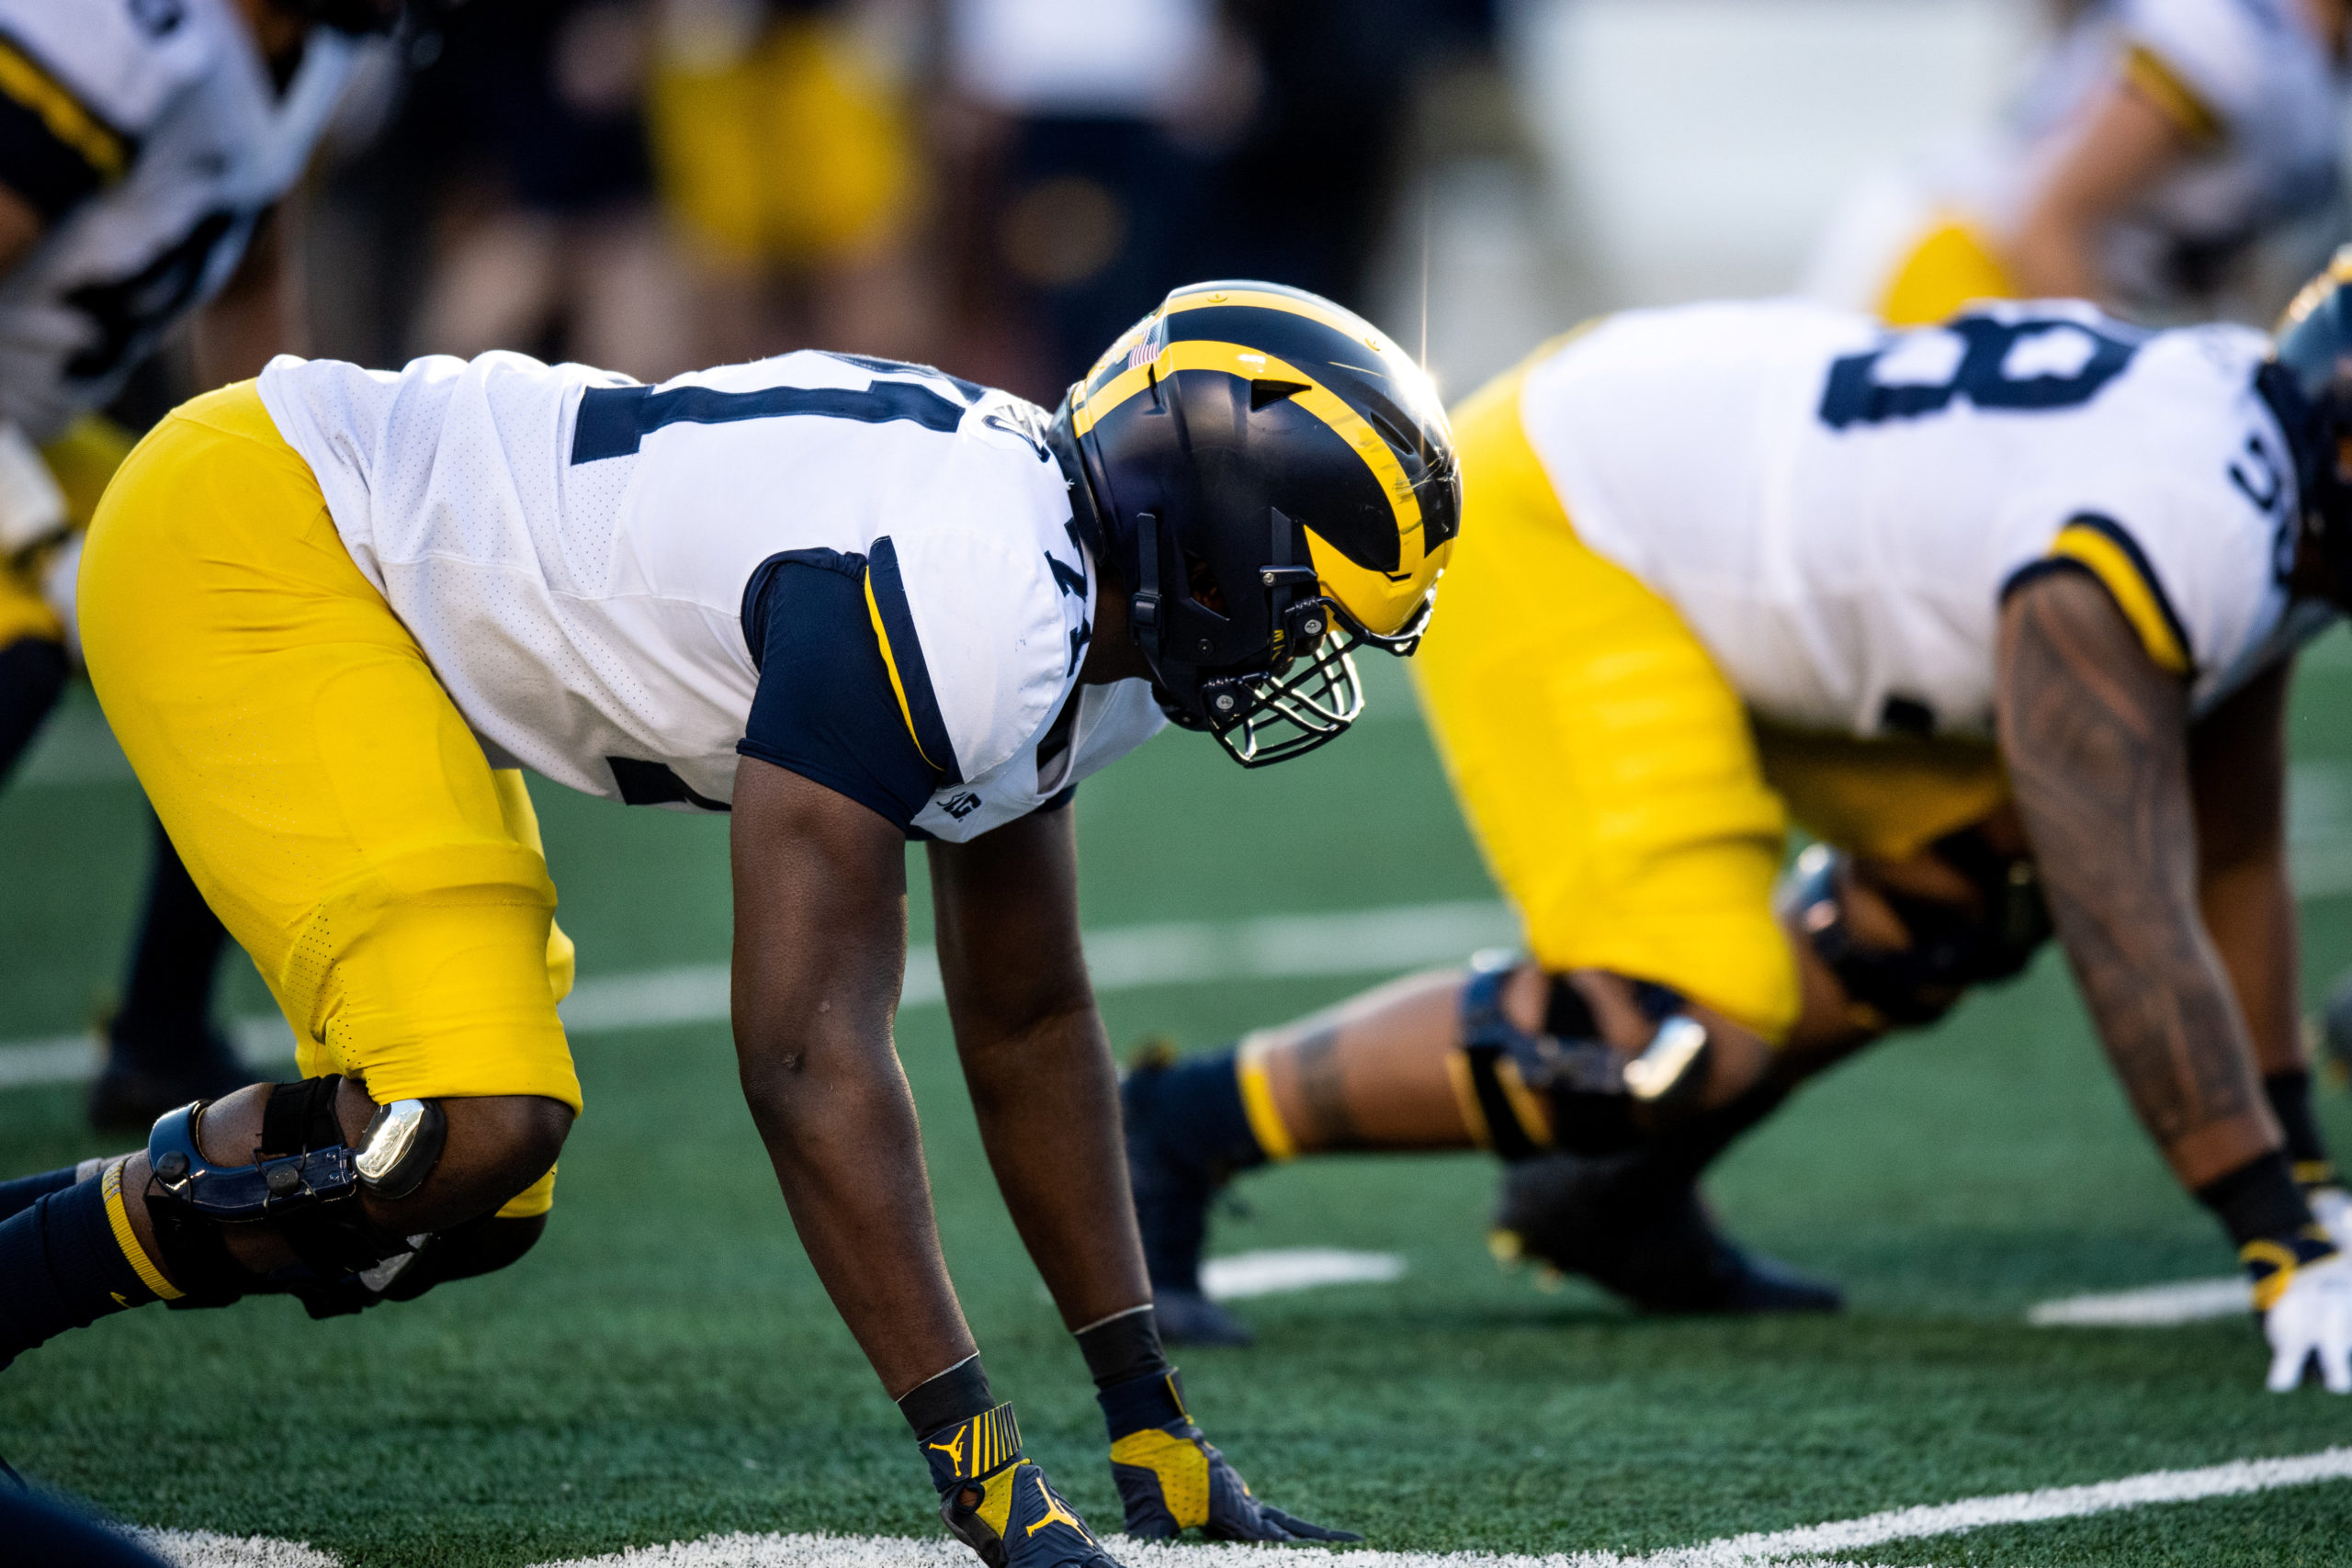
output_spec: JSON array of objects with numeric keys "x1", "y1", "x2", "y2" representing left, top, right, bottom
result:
[
  {"x1": 920, "y1": 1401, "x2": 1024, "y2": 1493},
  {"x1": 1096, "y1": 1366, "x2": 1190, "y2": 1439},
  {"x1": 899, "y1": 1353, "x2": 993, "y2": 1436},
  {"x1": 1075, "y1": 1302, "x2": 1170, "y2": 1389},
  {"x1": 2196, "y1": 1149, "x2": 2314, "y2": 1249},
  {"x1": 2240, "y1": 1229, "x2": 2339, "y2": 1313}
]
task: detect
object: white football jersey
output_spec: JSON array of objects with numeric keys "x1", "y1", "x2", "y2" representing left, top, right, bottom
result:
[
  {"x1": 256, "y1": 348, "x2": 1166, "y2": 841},
  {"x1": 0, "y1": 0, "x2": 355, "y2": 439},
  {"x1": 1520, "y1": 299, "x2": 2332, "y2": 739},
  {"x1": 1810, "y1": 0, "x2": 2344, "y2": 315}
]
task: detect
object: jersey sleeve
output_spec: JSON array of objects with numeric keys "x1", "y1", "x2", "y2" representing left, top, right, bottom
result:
[
  {"x1": 0, "y1": 2, "x2": 194, "y2": 220},
  {"x1": 737, "y1": 550, "x2": 942, "y2": 833},
  {"x1": 883, "y1": 521, "x2": 1074, "y2": 786},
  {"x1": 2114, "y1": 0, "x2": 2273, "y2": 147},
  {"x1": 2000, "y1": 475, "x2": 2278, "y2": 681}
]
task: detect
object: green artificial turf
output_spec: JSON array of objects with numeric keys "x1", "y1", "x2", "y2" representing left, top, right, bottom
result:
[{"x1": 4, "y1": 648, "x2": 2351, "y2": 1566}]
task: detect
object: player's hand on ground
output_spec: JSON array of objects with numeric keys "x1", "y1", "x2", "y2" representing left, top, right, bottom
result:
[
  {"x1": 942, "y1": 1458, "x2": 1126, "y2": 1568},
  {"x1": 1111, "y1": 1424, "x2": 1361, "y2": 1542},
  {"x1": 2307, "y1": 1186, "x2": 2352, "y2": 1255},
  {"x1": 2256, "y1": 1247, "x2": 2352, "y2": 1393}
]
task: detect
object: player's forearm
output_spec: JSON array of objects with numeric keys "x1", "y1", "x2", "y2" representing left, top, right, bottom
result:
[
  {"x1": 2199, "y1": 847, "x2": 2303, "y2": 1077},
  {"x1": 2191, "y1": 660, "x2": 2302, "y2": 1077},
  {"x1": 955, "y1": 1000, "x2": 1152, "y2": 1328},
  {"x1": 736, "y1": 1021, "x2": 978, "y2": 1394},
  {"x1": 1998, "y1": 571, "x2": 2277, "y2": 1189}
]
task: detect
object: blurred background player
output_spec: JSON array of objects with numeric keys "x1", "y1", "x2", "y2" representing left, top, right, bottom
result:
[
  {"x1": 0, "y1": 0, "x2": 385, "y2": 1127},
  {"x1": 0, "y1": 281, "x2": 1454, "y2": 1560},
  {"x1": 1125, "y1": 267, "x2": 2352, "y2": 1396},
  {"x1": 1806, "y1": 0, "x2": 2350, "y2": 326}
]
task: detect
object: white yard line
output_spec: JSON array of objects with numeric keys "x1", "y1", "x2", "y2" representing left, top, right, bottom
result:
[
  {"x1": 0, "y1": 901, "x2": 1521, "y2": 1091},
  {"x1": 2027, "y1": 1277, "x2": 2252, "y2": 1327},
  {"x1": 1199, "y1": 1248, "x2": 1408, "y2": 1301},
  {"x1": 134, "y1": 1445, "x2": 2352, "y2": 1568}
]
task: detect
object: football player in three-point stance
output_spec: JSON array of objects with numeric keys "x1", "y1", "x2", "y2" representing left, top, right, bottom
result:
[
  {"x1": 1806, "y1": 0, "x2": 2349, "y2": 326},
  {"x1": 0, "y1": 281, "x2": 1459, "y2": 1562},
  {"x1": 1125, "y1": 261, "x2": 2352, "y2": 1393},
  {"x1": 0, "y1": 0, "x2": 390, "y2": 1127}
]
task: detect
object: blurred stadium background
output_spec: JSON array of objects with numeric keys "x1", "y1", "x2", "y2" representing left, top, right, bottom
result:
[{"x1": 7, "y1": 2, "x2": 2352, "y2": 1564}]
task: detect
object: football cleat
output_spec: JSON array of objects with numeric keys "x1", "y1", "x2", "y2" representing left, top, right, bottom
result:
[
  {"x1": 1050, "y1": 281, "x2": 1461, "y2": 767},
  {"x1": 1494, "y1": 1148, "x2": 1842, "y2": 1314},
  {"x1": 1120, "y1": 1055, "x2": 1254, "y2": 1346},
  {"x1": 1102, "y1": 1371, "x2": 1359, "y2": 1542}
]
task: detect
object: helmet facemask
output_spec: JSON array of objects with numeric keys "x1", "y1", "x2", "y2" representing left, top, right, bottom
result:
[{"x1": 1130, "y1": 505, "x2": 1432, "y2": 768}]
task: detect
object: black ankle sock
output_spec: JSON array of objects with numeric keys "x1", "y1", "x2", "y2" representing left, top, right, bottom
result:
[
  {"x1": 1135, "y1": 1046, "x2": 1267, "y2": 1175},
  {"x1": 0, "y1": 1169, "x2": 164, "y2": 1369},
  {"x1": 2266, "y1": 1071, "x2": 2336, "y2": 1188},
  {"x1": 110, "y1": 818, "x2": 231, "y2": 1068},
  {"x1": 2195, "y1": 1150, "x2": 2313, "y2": 1248},
  {"x1": 0, "y1": 636, "x2": 66, "y2": 790},
  {"x1": 1075, "y1": 1303, "x2": 1170, "y2": 1388},
  {"x1": 0, "y1": 1167, "x2": 80, "y2": 1225},
  {"x1": 898, "y1": 1354, "x2": 994, "y2": 1437},
  {"x1": 1650, "y1": 1077, "x2": 1795, "y2": 1185}
]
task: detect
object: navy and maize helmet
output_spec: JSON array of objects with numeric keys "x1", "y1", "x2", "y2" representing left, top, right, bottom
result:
[
  {"x1": 2268, "y1": 247, "x2": 2352, "y2": 606},
  {"x1": 1047, "y1": 281, "x2": 1462, "y2": 767}
]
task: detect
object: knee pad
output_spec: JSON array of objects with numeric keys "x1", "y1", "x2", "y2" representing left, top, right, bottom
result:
[
  {"x1": 1787, "y1": 831, "x2": 2052, "y2": 1029},
  {"x1": 1458, "y1": 953, "x2": 1713, "y2": 1159},
  {"x1": 142, "y1": 1076, "x2": 447, "y2": 1314}
]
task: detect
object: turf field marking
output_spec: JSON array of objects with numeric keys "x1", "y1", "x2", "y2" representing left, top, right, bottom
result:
[
  {"x1": 0, "y1": 901, "x2": 1521, "y2": 1089},
  {"x1": 1199, "y1": 1247, "x2": 1408, "y2": 1300},
  {"x1": 134, "y1": 1444, "x2": 2352, "y2": 1567},
  {"x1": 2027, "y1": 1275, "x2": 2251, "y2": 1326},
  {"x1": 137, "y1": 1529, "x2": 340, "y2": 1567}
]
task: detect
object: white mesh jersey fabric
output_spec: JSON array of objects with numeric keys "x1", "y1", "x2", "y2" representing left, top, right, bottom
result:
[
  {"x1": 1518, "y1": 298, "x2": 2331, "y2": 739},
  {"x1": 256, "y1": 347, "x2": 1164, "y2": 840}
]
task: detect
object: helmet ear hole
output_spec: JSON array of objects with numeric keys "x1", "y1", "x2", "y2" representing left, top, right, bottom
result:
[{"x1": 1183, "y1": 551, "x2": 1228, "y2": 615}]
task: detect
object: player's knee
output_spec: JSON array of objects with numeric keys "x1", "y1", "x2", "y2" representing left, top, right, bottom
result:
[
  {"x1": 1457, "y1": 954, "x2": 1715, "y2": 1158},
  {"x1": 134, "y1": 1077, "x2": 569, "y2": 1315},
  {"x1": 428, "y1": 1093, "x2": 571, "y2": 1227},
  {"x1": 1781, "y1": 830, "x2": 2050, "y2": 1030}
]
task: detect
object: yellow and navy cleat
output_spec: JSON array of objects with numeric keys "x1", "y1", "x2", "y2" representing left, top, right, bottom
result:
[
  {"x1": 922, "y1": 1404, "x2": 1125, "y2": 1568},
  {"x1": 1100, "y1": 1370, "x2": 1359, "y2": 1542}
]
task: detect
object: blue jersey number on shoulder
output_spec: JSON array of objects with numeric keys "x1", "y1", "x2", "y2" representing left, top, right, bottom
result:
[{"x1": 1818, "y1": 314, "x2": 2143, "y2": 431}]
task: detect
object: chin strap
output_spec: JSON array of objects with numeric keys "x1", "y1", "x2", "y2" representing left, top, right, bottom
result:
[{"x1": 1130, "y1": 511, "x2": 1163, "y2": 663}]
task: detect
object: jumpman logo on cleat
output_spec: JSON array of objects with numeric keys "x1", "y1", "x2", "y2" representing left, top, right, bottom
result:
[
  {"x1": 1026, "y1": 1474, "x2": 1091, "y2": 1541},
  {"x1": 927, "y1": 1429, "x2": 969, "y2": 1471}
]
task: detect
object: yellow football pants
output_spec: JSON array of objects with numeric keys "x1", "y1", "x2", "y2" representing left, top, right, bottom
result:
[
  {"x1": 79, "y1": 383, "x2": 576, "y2": 1217},
  {"x1": 1877, "y1": 217, "x2": 2018, "y2": 328},
  {"x1": 1419, "y1": 353, "x2": 2018, "y2": 1043},
  {"x1": 0, "y1": 413, "x2": 141, "y2": 649},
  {"x1": 648, "y1": 14, "x2": 918, "y2": 268},
  {"x1": 1415, "y1": 356, "x2": 1801, "y2": 1042}
]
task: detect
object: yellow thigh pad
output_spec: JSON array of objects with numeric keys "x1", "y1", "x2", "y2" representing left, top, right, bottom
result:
[
  {"x1": 79, "y1": 382, "x2": 583, "y2": 1117},
  {"x1": 1415, "y1": 355, "x2": 1799, "y2": 1042}
]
